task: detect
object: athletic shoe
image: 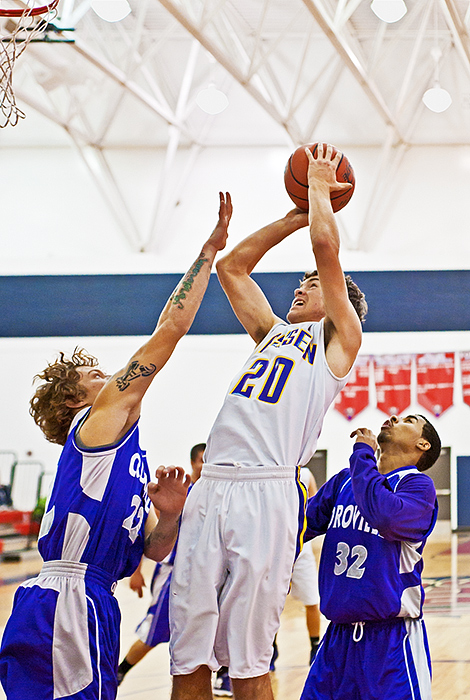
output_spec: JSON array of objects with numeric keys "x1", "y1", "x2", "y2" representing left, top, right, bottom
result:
[{"x1": 213, "y1": 672, "x2": 233, "y2": 697}]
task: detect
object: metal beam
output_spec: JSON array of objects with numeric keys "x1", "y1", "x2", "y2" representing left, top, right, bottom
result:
[
  {"x1": 156, "y1": 0, "x2": 304, "y2": 143},
  {"x1": 355, "y1": 127, "x2": 408, "y2": 251},
  {"x1": 14, "y1": 86, "x2": 96, "y2": 144},
  {"x1": 442, "y1": 0, "x2": 470, "y2": 79},
  {"x1": 145, "y1": 40, "x2": 201, "y2": 251},
  {"x1": 300, "y1": 0, "x2": 403, "y2": 141},
  {"x1": 68, "y1": 141, "x2": 145, "y2": 251},
  {"x1": 70, "y1": 36, "x2": 194, "y2": 137}
]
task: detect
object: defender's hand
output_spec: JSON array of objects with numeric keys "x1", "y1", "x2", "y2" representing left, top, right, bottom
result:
[
  {"x1": 205, "y1": 191, "x2": 232, "y2": 253},
  {"x1": 147, "y1": 465, "x2": 191, "y2": 516}
]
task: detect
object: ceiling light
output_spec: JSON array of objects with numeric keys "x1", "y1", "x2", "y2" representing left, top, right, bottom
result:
[
  {"x1": 422, "y1": 85, "x2": 452, "y2": 113},
  {"x1": 196, "y1": 85, "x2": 229, "y2": 115},
  {"x1": 91, "y1": 0, "x2": 131, "y2": 22},
  {"x1": 371, "y1": 0, "x2": 407, "y2": 23}
]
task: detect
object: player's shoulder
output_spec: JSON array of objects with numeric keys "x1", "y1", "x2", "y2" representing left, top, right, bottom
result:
[
  {"x1": 323, "y1": 467, "x2": 351, "y2": 497},
  {"x1": 389, "y1": 466, "x2": 436, "y2": 496}
]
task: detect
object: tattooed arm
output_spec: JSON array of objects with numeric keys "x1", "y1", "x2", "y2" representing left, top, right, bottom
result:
[{"x1": 77, "y1": 193, "x2": 232, "y2": 447}]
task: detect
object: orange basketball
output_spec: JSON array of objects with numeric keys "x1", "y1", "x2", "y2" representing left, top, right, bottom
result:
[{"x1": 284, "y1": 143, "x2": 355, "y2": 212}]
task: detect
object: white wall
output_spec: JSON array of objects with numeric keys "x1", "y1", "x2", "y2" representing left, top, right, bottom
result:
[{"x1": 1, "y1": 144, "x2": 470, "y2": 274}]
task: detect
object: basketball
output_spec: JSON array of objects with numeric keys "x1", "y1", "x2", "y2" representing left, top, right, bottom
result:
[{"x1": 284, "y1": 143, "x2": 355, "y2": 212}]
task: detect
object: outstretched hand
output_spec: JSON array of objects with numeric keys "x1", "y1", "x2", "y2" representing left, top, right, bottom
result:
[
  {"x1": 129, "y1": 569, "x2": 146, "y2": 598},
  {"x1": 206, "y1": 191, "x2": 233, "y2": 252},
  {"x1": 147, "y1": 465, "x2": 191, "y2": 516},
  {"x1": 350, "y1": 427, "x2": 378, "y2": 453},
  {"x1": 305, "y1": 144, "x2": 353, "y2": 196}
]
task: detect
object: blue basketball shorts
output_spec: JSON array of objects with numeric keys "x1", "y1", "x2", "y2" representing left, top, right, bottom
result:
[
  {"x1": 0, "y1": 561, "x2": 120, "y2": 700},
  {"x1": 135, "y1": 561, "x2": 172, "y2": 647},
  {"x1": 300, "y1": 618, "x2": 432, "y2": 700}
]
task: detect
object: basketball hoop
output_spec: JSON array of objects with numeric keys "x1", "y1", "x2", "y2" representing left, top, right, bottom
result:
[{"x1": 0, "y1": 0, "x2": 60, "y2": 127}]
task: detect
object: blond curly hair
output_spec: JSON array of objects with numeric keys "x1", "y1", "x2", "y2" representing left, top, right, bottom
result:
[{"x1": 30, "y1": 347, "x2": 98, "y2": 446}]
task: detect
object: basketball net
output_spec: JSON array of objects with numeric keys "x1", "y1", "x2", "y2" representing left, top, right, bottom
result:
[{"x1": 0, "y1": 0, "x2": 59, "y2": 127}]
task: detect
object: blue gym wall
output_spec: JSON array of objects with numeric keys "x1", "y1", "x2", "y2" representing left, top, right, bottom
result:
[{"x1": 1, "y1": 270, "x2": 469, "y2": 337}]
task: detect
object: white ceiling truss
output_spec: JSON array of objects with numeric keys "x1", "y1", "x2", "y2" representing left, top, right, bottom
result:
[{"x1": 2, "y1": 0, "x2": 470, "y2": 251}]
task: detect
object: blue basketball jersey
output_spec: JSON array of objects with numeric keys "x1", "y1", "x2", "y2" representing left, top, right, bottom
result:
[
  {"x1": 38, "y1": 407, "x2": 151, "y2": 580},
  {"x1": 305, "y1": 443, "x2": 438, "y2": 623}
]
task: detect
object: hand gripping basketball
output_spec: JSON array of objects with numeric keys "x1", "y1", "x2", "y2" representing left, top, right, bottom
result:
[{"x1": 284, "y1": 142, "x2": 355, "y2": 212}]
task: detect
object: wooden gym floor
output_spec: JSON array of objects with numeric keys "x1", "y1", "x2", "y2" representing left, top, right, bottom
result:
[{"x1": 0, "y1": 530, "x2": 469, "y2": 700}]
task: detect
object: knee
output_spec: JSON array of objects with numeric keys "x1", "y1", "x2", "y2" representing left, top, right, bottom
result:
[{"x1": 171, "y1": 666, "x2": 212, "y2": 699}]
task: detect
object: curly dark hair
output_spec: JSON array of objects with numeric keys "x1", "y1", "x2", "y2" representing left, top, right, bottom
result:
[
  {"x1": 303, "y1": 270, "x2": 368, "y2": 323},
  {"x1": 29, "y1": 347, "x2": 99, "y2": 446}
]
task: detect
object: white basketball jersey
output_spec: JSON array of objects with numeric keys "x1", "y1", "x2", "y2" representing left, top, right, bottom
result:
[{"x1": 204, "y1": 319, "x2": 352, "y2": 468}]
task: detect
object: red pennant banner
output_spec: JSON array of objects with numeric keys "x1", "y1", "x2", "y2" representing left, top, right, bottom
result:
[
  {"x1": 374, "y1": 354, "x2": 412, "y2": 417},
  {"x1": 334, "y1": 355, "x2": 370, "y2": 420},
  {"x1": 416, "y1": 352, "x2": 455, "y2": 417},
  {"x1": 460, "y1": 352, "x2": 470, "y2": 409}
]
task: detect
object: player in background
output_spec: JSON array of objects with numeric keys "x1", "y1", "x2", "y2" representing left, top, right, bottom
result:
[
  {"x1": 0, "y1": 194, "x2": 232, "y2": 700},
  {"x1": 169, "y1": 145, "x2": 367, "y2": 700},
  {"x1": 117, "y1": 444, "x2": 208, "y2": 686},
  {"x1": 118, "y1": 442, "x2": 233, "y2": 695},
  {"x1": 301, "y1": 414, "x2": 440, "y2": 700},
  {"x1": 271, "y1": 466, "x2": 321, "y2": 671}
]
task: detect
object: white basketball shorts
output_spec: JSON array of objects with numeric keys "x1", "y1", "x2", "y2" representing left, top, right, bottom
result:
[
  {"x1": 169, "y1": 464, "x2": 306, "y2": 679},
  {"x1": 290, "y1": 542, "x2": 320, "y2": 607}
]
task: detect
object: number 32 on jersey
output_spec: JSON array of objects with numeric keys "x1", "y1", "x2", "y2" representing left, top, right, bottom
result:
[{"x1": 230, "y1": 356, "x2": 294, "y2": 405}]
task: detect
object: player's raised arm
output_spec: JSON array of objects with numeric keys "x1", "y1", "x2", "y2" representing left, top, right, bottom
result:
[
  {"x1": 216, "y1": 208, "x2": 308, "y2": 344},
  {"x1": 305, "y1": 145, "x2": 363, "y2": 377},
  {"x1": 79, "y1": 192, "x2": 232, "y2": 447}
]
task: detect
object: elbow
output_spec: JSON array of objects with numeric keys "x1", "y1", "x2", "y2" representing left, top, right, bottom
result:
[
  {"x1": 215, "y1": 255, "x2": 228, "y2": 280},
  {"x1": 216, "y1": 253, "x2": 244, "y2": 284},
  {"x1": 312, "y1": 236, "x2": 340, "y2": 259},
  {"x1": 164, "y1": 316, "x2": 191, "y2": 342},
  {"x1": 216, "y1": 252, "x2": 234, "y2": 275}
]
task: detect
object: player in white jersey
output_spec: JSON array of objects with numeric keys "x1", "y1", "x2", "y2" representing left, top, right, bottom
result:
[
  {"x1": 0, "y1": 194, "x2": 232, "y2": 700},
  {"x1": 169, "y1": 145, "x2": 368, "y2": 700}
]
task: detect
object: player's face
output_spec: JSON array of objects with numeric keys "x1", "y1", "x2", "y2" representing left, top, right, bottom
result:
[
  {"x1": 286, "y1": 276, "x2": 325, "y2": 324},
  {"x1": 191, "y1": 450, "x2": 204, "y2": 483},
  {"x1": 377, "y1": 414, "x2": 427, "y2": 451},
  {"x1": 76, "y1": 366, "x2": 109, "y2": 406}
]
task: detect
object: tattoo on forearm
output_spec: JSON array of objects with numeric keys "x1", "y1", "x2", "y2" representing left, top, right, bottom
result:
[
  {"x1": 145, "y1": 525, "x2": 176, "y2": 554},
  {"x1": 170, "y1": 256, "x2": 208, "y2": 310},
  {"x1": 115, "y1": 360, "x2": 156, "y2": 391}
]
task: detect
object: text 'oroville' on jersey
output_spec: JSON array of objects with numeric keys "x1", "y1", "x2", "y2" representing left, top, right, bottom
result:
[
  {"x1": 258, "y1": 328, "x2": 317, "y2": 365},
  {"x1": 328, "y1": 501, "x2": 383, "y2": 539}
]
